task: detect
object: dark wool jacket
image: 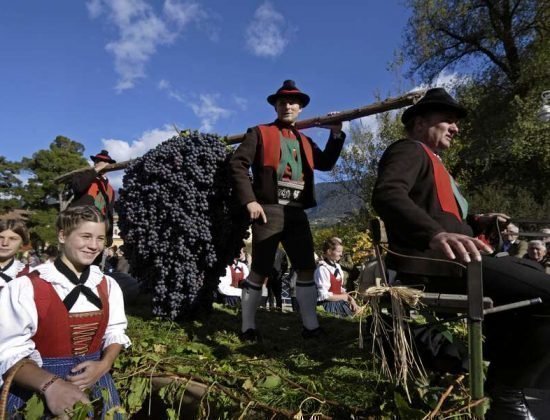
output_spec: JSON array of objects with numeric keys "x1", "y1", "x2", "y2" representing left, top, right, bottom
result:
[
  {"x1": 372, "y1": 139, "x2": 477, "y2": 275},
  {"x1": 229, "y1": 120, "x2": 345, "y2": 210}
]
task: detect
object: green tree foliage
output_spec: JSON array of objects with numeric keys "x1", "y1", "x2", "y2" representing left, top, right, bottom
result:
[
  {"x1": 443, "y1": 35, "x2": 550, "y2": 214},
  {"x1": 21, "y1": 136, "x2": 88, "y2": 209},
  {"x1": 28, "y1": 208, "x2": 60, "y2": 247},
  {"x1": 311, "y1": 220, "x2": 373, "y2": 264},
  {"x1": 330, "y1": 112, "x2": 404, "y2": 220},
  {"x1": 20, "y1": 136, "x2": 88, "y2": 246},
  {"x1": 403, "y1": 0, "x2": 549, "y2": 92},
  {"x1": 0, "y1": 156, "x2": 22, "y2": 213}
]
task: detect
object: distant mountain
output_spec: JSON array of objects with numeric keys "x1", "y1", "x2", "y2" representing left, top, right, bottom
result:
[{"x1": 306, "y1": 181, "x2": 364, "y2": 226}]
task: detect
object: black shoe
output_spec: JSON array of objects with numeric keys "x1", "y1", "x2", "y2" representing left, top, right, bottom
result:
[
  {"x1": 301, "y1": 326, "x2": 325, "y2": 339},
  {"x1": 487, "y1": 385, "x2": 536, "y2": 419},
  {"x1": 239, "y1": 329, "x2": 262, "y2": 343}
]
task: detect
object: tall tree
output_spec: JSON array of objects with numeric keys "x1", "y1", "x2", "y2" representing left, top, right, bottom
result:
[
  {"x1": 403, "y1": 0, "x2": 549, "y2": 93},
  {"x1": 20, "y1": 136, "x2": 88, "y2": 246},
  {"x1": 0, "y1": 156, "x2": 22, "y2": 213}
]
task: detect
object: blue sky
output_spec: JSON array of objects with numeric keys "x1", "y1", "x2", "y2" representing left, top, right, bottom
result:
[{"x1": 0, "y1": 1, "x2": 452, "y2": 187}]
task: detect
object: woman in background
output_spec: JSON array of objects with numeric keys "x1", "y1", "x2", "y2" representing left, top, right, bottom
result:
[{"x1": 314, "y1": 237, "x2": 359, "y2": 317}]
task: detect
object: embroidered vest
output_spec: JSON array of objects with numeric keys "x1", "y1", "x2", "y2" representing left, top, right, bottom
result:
[
  {"x1": 86, "y1": 178, "x2": 115, "y2": 216},
  {"x1": 258, "y1": 124, "x2": 314, "y2": 172},
  {"x1": 29, "y1": 272, "x2": 110, "y2": 357},
  {"x1": 418, "y1": 143, "x2": 463, "y2": 222}
]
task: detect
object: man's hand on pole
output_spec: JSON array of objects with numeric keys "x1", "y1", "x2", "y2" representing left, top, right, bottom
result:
[
  {"x1": 429, "y1": 232, "x2": 494, "y2": 263},
  {"x1": 318, "y1": 111, "x2": 343, "y2": 135}
]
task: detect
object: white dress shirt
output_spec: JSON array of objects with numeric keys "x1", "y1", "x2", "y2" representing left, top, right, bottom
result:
[{"x1": 0, "y1": 259, "x2": 26, "y2": 288}]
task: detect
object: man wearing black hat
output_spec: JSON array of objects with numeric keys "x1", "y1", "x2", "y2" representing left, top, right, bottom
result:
[
  {"x1": 230, "y1": 80, "x2": 345, "y2": 341},
  {"x1": 71, "y1": 150, "x2": 116, "y2": 246},
  {"x1": 372, "y1": 88, "x2": 550, "y2": 417}
]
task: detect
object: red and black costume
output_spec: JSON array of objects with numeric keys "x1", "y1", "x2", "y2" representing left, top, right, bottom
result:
[
  {"x1": 373, "y1": 137, "x2": 550, "y2": 393},
  {"x1": 230, "y1": 120, "x2": 345, "y2": 275}
]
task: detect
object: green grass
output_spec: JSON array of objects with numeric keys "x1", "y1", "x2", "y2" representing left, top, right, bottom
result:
[{"x1": 113, "y1": 296, "x2": 474, "y2": 419}]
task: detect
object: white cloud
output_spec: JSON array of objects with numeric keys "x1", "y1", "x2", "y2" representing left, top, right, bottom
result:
[
  {"x1": 233, "y1": 95, "x2": 248, "y2": 110},
  {"x1": 158, "y1": 79, "x2": 185, "y2": 102},
  {"x1": 189, "y1": 94, "x2": 232, "y2": 132},
  {"x1": 102, "y1": 125, "x2": 177, "y2": 162},
  {"x1": 245, "y1": 2, "x2": 292, "y2": 57},
  {"x1": 163, "y1": 0, "x2": 203, "y2": 28},
  {"x1": 86, "y1": 0, "x2": 103, "y2": 18},
  {"x1": 100, "y1": 125, "x2": 180, "y2": 189},
  {"x1": 412, "y1": 70, "x2": 470, "y2": 93},
  {"x1": 355, "y1": 115, "x2": 378, "y2": 134},
  {"x1": 88, "y1": 0, "x2": 205, "y2": 92},
  {"x1": 158, "y1": 79, "x2": 170, "y2": 90}
]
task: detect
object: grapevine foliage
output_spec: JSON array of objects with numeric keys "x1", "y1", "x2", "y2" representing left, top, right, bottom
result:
[{"x1": 118, "y1": 131, "x2": 248, "y2": 320}]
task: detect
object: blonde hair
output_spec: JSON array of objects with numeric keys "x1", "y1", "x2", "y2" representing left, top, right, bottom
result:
[
  {"x1": 322, "y1": 237, "x2": 343, "y2": 253},
  {"x1": 56, "y1": 206, "x2": 105, "y2": 237}
]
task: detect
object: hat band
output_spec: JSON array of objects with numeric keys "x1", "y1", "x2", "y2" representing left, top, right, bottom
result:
[{"x1": 277, "y1": 89, "x2": 303, "y2": 95}]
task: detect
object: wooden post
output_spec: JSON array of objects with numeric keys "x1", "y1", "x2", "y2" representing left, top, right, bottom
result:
[{"x1": 53, "y1": 90, "x2": 426, "y2": 184}]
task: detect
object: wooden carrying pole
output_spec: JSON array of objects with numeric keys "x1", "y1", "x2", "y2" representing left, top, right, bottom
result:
[{"x1": 54, "y1": 90, "x2": 426, "y2": 184}]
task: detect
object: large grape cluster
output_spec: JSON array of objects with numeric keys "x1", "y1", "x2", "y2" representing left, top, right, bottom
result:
[{"x1": 118, "y1": 131, "x2": 249, "y2": 320}]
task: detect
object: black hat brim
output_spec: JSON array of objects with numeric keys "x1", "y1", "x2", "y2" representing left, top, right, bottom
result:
[
  {"x1": 91, "y1": 155, "x2": 116, "y2": 164},
  {"x1": 267, "y1": 92, "x2": 310, "y2": 107}
]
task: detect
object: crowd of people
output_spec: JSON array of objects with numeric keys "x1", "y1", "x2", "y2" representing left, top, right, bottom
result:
[{"x1": 1, "y1": 80, "x2": 549, "y2": 418}]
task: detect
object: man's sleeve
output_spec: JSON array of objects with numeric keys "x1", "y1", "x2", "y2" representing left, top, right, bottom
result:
[
  {"x1": 229, "y1": 127, "x2": 259, "y2": 206},
  {"x1": 71, "y1": 168, "x2": 97, "y2": 195},
  {"x1": 372, "y1": 140, "x2": 445, "y2": 248},
  {"x1": 310, "y1": 131, "x2": 346, "y2": 171}
]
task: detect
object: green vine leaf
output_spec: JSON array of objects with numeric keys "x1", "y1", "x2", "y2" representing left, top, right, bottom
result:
[
  {"x1": 21, "y1": 394, "x2": 45, "y2": 420},
  {"x1": 257, "y1": 375, "x2": 282, "y2": 389}
]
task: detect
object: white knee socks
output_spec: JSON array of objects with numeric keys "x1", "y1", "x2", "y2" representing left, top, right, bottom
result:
[
  {"x1": 295, "y1": 281, "x2": 319, "y2": 330},
  {"x1": 241, "y1": 281, "x2": 263, "y2": 332}
]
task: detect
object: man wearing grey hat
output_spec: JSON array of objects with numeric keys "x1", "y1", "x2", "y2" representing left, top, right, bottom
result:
[
  {"x1": 230, "y1": 80, "x2": 345, "y2": 342},
  {"x1": 373, "y1": 88, "x2": 550, "y2": 418}
]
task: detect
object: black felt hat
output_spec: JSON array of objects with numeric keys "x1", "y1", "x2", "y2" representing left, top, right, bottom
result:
[
  {"x1": 267, "y1": 80, "x2": 310, "y2": 107},
  {"x1": 401, "y1": 87, "x2": 467, "y2": 124},
  {"x1": 90, "y1": 150, "x2": 116, "y2": 164}
]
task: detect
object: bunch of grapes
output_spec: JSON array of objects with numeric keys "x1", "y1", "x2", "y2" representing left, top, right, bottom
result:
[{"x1": 118, "y1": 130, "x2": 249, "y2": 320}]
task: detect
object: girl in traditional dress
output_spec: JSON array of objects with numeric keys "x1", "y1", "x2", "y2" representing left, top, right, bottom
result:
[
  {"x1": 314, "y1": 237, "x2": 359, "y2": 317},
  {"x1": 0, "y1": 219, "x2": 30, "y2": 289},
  {"x1": 0, "y1": 206, "x2": 131, "y2": 417},
  {"x1": 217, "y1": 256, "x2": 250, "y2": 307}
]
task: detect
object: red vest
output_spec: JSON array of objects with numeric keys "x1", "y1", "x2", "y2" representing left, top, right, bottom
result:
[
  {"x1": 328, "y1": 271, "x2": 343, "y2": 294},
  {"x1": 418, "y1": 143, "x2": 462, "y2": 222},
  {"x1": 29, "y1": 272, "x2": 110, "y2": 357},
  {"x1": 230, "y1": 264, "x2": 245, "y2": 288},
  {"x1": 87, "y1": 178, "x2": 115, "y2": 216},
  {"x1": 258, "y1": 124, "x2": 315, "y2": 172}
]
